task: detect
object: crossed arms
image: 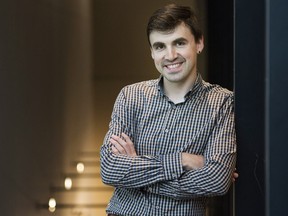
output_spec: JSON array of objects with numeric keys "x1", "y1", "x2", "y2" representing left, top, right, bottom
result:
[
  {"x1": 100, "y1": 89, "x2": 237, "y2": 200},
  {"x1": 110, "y1": 133, "x2": 205, "y2": 171}
]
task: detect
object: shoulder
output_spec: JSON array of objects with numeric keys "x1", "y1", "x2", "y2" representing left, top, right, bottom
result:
[
  {"x1": 202, "y1": 80, "x2": 233, "y2": 97},
  {"x1": 115, "y1": 79, "x2": 159, "y2": 111},
  {"x1": 120, "y1": 78, "x2": 159, "y2": 97},
  {"x1": 200, "y1": 80, "x2": 234, "y2": 108}
]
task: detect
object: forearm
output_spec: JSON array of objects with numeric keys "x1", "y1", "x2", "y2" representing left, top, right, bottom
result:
[
  {"x1": 182, "y1": 153, "x2": 205, "y2": 170},
  {"x1": 143, "y1": 152, "x2": 236, "y2": 200},
  {"x1": 100, "y1": 138, "x2": 184, "y2": 188}
]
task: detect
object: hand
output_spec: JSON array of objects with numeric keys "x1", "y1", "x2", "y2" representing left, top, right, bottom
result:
[
  {"x1": 110, "y1": 133, "x2": 137, "y2": 157},
  {"x1": 182, "y1": 153, "x2": 205, "y2": 170},
  {"x1": 232, "y1": 170, "x2": 239, "y2": 182}
]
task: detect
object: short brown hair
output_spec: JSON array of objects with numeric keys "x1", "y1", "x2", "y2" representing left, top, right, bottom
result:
[{"x1": 147, "y1": 4, "x2": 203, "y2": 46}]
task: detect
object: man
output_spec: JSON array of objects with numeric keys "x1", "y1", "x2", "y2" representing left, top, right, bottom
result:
[{"x1": 100, "y1": 4, "x2": 236, "y2": 216}]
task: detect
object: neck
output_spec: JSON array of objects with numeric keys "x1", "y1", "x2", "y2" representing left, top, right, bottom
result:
[{"x1": 163, "y1": 73, "x2": 197, "y2": 104}]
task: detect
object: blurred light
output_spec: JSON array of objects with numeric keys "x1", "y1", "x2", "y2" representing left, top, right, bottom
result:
[
  {"x1": 64, "y1": 177, "x2": 72, "y2": 190},
  {"x1": 49, "y1": 207, "x2": 56, "y2": 213},
  {"x1": 76, "y1": 162, "x2": 85, "y2": 173},
  {"x1": 49, "y1": 198, "x2": 56, "y2": 208},
  {"x1": 48, "y1": 198, "x2": 56, "y2": 212}
]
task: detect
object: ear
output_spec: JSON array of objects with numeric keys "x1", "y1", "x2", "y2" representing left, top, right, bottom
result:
[
  {"x1": 197, "y1": 36, "x2": 204, "y2": 53},
  {"x1": 150, "y1": 47, "x2": 155, "y2": 60}
]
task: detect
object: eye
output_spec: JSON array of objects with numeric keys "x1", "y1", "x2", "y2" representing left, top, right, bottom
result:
[
  {"x1": 155, "y1": 45, "x2": 164, "y2": 50},
  {"x1": 176, "y1": 41, "x2": 186, "y2": 47},
  {"x1": 152, "y1": 43, "x2": 165, "y2": 51}
]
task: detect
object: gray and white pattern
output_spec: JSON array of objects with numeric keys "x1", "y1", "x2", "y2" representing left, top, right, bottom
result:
[{"x1": 101, "y1": 74, "x2": 236, "y2": 216}]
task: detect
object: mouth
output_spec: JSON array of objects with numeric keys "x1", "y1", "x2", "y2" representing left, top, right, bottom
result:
[{"x1": 164, "y1": 62, "x2": 183, "y2": 72}]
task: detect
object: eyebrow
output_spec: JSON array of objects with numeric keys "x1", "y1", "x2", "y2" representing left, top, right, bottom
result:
[{"x1": 173, "y1": 37, "x2": 188, "y2": 44}]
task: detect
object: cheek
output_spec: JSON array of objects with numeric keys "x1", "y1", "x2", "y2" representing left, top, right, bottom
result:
[
  {"x1": 154, "y1": 61, "x2": 162, "y2": 71},
  {"x1": 183, "y1": 52, "x2": 197, "y2": 62},
  {"x1": 153, "y1": 58, "x2": 163, "y2": 72},
  {"x1": 152, "y1": 54, "x2": 162, "y2": 65}
]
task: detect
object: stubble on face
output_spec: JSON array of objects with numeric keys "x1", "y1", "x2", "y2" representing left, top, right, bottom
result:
[
  {"x1": 160, "y1": 55, "x2": 192, "y2": 84},
  {"x1": 150, "y1": 23, "x2": 199, "y2": 88}
]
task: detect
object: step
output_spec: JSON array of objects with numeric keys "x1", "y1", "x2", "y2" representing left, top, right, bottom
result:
[
  {"x1": 37, "y1": 204, "x2": 108, "y2": 216},
  {"x1": 48, "y1": 190, "x2": 113, "y2": 205},
  {"x1": 53, "y1": 177, "x2": 109, "y2": 188}
]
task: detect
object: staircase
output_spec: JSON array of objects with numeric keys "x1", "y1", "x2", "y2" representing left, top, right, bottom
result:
[{"x1": 38, "y1": 151, "x2": 113, "y2": 216}]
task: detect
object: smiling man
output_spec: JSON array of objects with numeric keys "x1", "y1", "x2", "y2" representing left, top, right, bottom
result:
[
  {"x1": 100, "y1": 4, "x2": 236, "y2": 216},
  {"x1": 150, "y1": 21, "x2": 203, "y2": 104}
]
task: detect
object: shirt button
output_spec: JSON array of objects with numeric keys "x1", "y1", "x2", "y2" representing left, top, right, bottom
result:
[
  {"x1": 172, "y1": 173, "x2": 177, "y2": 178},
  {"x1": 165, "y1": 129, "x2": 169, "y2": 133}
]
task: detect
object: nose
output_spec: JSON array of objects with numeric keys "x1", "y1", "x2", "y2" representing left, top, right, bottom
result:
[{"x1": 165, "y1": 47, "x2": 177, "y2": 61}]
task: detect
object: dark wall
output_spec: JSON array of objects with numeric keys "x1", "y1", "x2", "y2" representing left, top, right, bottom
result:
[
  {"x1": 0, "y1": 0, "x2": 66, "y2": 215},
  {"x1": 206, "y1": 0, "x2": 234, "y2": 91},
  {"x1": 235, "y1": 0, "x2": 288, "y2": 215},
  {"x1": 0, "y1": 0, "x2": 95, "y2": 215},
  {"x1": 205, "y1": 1, "x2": 234, "y2": 216},
  {"x1": 234, "y1": 0, "x2": 266, "y2": 215},
  {"x1": 268, "y1": 0, "x2": 288, "y2": 214}
]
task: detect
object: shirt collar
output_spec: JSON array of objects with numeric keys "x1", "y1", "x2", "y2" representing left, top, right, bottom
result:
[{"x1": 156, "y1": 73, "x2": 203, "y2": 99}]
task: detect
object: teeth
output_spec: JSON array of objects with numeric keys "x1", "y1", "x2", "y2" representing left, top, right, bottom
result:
[{"x1": 167, "y1": 63, "x2": 181, "y2": 69}]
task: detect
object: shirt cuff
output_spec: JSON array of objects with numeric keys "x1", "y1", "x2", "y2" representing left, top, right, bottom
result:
[{"x1": 160, "y1": 153, "x2": 183, "y2": 180}]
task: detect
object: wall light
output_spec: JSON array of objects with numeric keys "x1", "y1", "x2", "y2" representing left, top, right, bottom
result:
[
  {"x1": 64, "y1": 177, "x2": 72, "y2": 190},
  {"x1": 48, "y1": 197, "x2": 56, "y2": 212},
  {"x1": 76, "y1": 162, "x2": 85, "y2": 173}
]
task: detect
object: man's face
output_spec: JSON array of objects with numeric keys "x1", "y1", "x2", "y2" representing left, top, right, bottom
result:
[{"x1": 149, "y1": 22, "x2": 203, "y2": 86}]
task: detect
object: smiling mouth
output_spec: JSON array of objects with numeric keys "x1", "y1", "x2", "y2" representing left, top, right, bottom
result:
[
  {"x1": 166, "y1": 63, "x2": 182, "y2": 69},
  {"x1": 164, "y1": 62, "x2": 183, "y2": 72}
]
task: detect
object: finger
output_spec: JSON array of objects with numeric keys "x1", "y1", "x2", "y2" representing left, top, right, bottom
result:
[
  {"x1": 110, "y1": 138, "x2": 127, "y2": 155},
  {"x1": 232, "y1": 171, "x2": 239, "y2": 182},
  {"x1": 111, "y1": 145, "x2": 119, "y2": 154},
  {"x1": 113, "y1": 134, "x2": 133, "y2": 155},
  {"x1": 112, "y1": 135, "x2": 129, "y2": 154},
  {"x1": 233, "y1": 172, "x2": 239, "y2": 178},
  {"x1": 121, "y1": 133, "x2": 136, "y2": 156}
]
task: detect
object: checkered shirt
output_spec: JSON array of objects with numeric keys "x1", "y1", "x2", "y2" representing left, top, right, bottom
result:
[{"x1": 100, "y1": 74, "x2": 236, "y2": 216}]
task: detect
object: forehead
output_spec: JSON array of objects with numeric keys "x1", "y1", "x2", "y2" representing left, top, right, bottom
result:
[{"x1": 149, "y1": 23, "x2": 195, "y2": 45}]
